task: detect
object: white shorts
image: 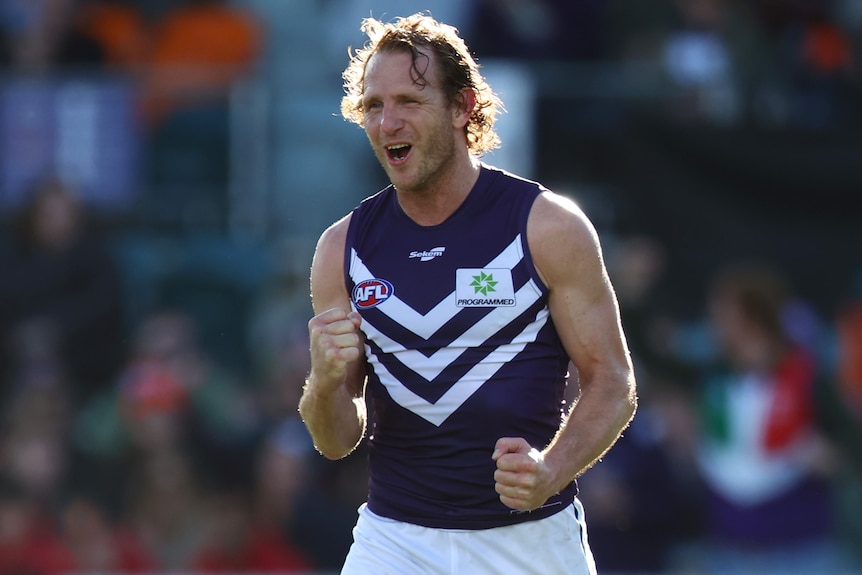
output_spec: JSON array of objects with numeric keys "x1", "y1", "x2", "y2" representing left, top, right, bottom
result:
[{"x1": 341, "y1": 499, "x2": 597, "y2": 575}]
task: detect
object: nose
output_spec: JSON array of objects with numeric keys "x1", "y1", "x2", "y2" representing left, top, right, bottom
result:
[{"x1": 379, "y1": 105, "x2": 403, "y2": 135}]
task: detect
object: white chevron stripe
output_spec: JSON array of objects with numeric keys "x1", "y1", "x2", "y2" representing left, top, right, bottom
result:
[
  {"x1": 362, "y1": 283, "x2": 544, "y2": 380},
  {"x1": 349, "y1": 235, "x2": 526, "y2": 339},
  {"x1": 352, "y1": 232, "x2": 550, "y2": 425},
  {"x1": 367, "y1": 307, "x2": 549, "y2": 426}
]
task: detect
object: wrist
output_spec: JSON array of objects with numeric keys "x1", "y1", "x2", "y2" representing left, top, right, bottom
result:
[
  {"x1": 304, "y1": 372, "x2": 341, "y2": 397},
  {"x1": 542, "y1": 447, "x2": 578, "y2": 493}
]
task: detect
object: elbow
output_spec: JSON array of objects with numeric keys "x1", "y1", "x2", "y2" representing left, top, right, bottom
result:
[
  {"x1": 604, "y1": 363, "x2": 637, "y2": 426},
  {"x1": 621, "y1": 371, "x2": 638, "y2": 424},
  {"x1": 317, "y1": 444, "x2": 354, "y2": 461},
  {"x1": 297, "y1": 385, "x2": 367, "y2": 460},
  {"x1": 624, "y1": 387, "x2": 638, "y2": 424},
  {"x1": 300, "y1": 418, "x2": 361, "y2": 461},
  {"x1": 319, "y1": 450, "x2": 345, "y2": 461}
]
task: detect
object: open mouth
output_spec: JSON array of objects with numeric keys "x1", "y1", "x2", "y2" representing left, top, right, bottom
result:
[{"x1": 386, "y1": 144, "x2": 412, "y2": 163}]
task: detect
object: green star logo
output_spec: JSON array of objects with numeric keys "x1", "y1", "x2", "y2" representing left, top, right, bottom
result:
[{"x1": 470, "y1": 272, "x2": 498, "y2": 296}]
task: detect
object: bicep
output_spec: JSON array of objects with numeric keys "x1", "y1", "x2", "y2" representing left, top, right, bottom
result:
[
  {"x1": 529, "y1": 194, "x2": 631, "y2": 384},
  {"x1": 310, "y1": 217, "x2": 352, "y2": 315},
  {"x1": 309, "y1": 216, "x2": 368, "y2": 395}
]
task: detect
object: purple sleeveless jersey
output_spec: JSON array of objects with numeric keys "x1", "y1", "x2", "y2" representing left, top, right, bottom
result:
[{"x1": 344, "y1": 165, "x2": 577, "y2": 529}]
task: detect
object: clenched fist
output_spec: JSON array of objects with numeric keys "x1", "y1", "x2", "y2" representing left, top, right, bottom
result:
[
  {"x1": 492, "y1": 437, "x2": 560, "y2": 512},
  {"x1": 308, "y1": 307, "x2": 363, "y2": 393}
]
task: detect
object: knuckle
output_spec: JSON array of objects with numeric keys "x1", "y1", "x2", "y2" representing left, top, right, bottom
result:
[{"x1": 309, "y1": 323, "x2": 328, "y2": 339}]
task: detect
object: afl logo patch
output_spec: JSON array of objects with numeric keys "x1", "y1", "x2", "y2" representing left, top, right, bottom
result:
[{"x1": 352, "y1": 279, "x2": 394, "y2": 309}]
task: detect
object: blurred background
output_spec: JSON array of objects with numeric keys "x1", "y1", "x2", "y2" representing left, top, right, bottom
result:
[{"x1": 0, "y1": 0, "x2": 860, "y2": 573}]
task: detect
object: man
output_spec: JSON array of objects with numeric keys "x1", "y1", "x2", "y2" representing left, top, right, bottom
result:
[
  {"x1": 693, "y1": 264, "x2": 842, "y2": 573},
  {"x1": 299, "y1": 13, "x2": 637, "y2": 575}
]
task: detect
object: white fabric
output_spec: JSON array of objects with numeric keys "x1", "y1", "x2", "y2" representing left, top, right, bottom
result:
[{"x1": 341, "y1": 501, "x2": 596, "y2": 575}]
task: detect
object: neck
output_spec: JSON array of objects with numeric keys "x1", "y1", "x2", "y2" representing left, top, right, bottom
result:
[{"x1": 396, "y1": 155, "x2": 481, "y2": 226}]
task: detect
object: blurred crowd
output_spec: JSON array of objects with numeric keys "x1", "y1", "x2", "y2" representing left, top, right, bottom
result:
[
  {"x1": 327, "y1": 0, "x2": 862, "y2": 129},
  {"x1": 578, "y1": 237, "x2": 862, "y2": 574},
  {"x1": 0, "y1": 1, "x2": 861, "y2": 574},
  {"x1": 0, "y1": 177, "x2": 364, "y2": 573}
]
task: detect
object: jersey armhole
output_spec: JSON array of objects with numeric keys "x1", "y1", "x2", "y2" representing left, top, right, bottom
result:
[
  {"x1": 343, "y1": 213, "x2": 359, "y2": 301},
  {"x1": 520, "y1": 190, "x2": 550, "y2": 295}
]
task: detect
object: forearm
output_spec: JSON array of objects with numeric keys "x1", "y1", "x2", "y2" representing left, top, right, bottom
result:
[
  {"x1": 544, "y1": 369, "x2": 637, "y2": 491},
  {"x1": 299, "y1": 376, "x2": 367, "y2": 460}
]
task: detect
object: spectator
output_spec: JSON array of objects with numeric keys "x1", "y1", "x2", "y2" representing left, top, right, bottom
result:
[
  {"x1": 247, "y1": 286, "x2": 360, "y2": 570},
  {"x1": 75, "y1": 0, "x2": 263, "y2": 122},
  {"x1": 138, "y1": 0, "x2": 263, "y2": 126},
  {"x1": 69, "y1": 307, "x2": 261, "y2": 567},
  {"x1": 74, "y1": 0, "x2": 265, "y2": 205},
  {"x1": 0, "y1": 178, "x2": 125, "y2": 402},
  {"x1": 142, "y1": 0, "x2": 263, "y2": 209},
  {"x1": 0, "y1": 383, "x2": 73, "y2": 511},
  {"x1": 73, "y1": 310, "x2": 260, "y2": 485},
  {"x1": 0, "y1": 477, "x2": 72, "y2": 575},
  {"x1": 58, "y1": 494, "x2": 155, "y2": 573},
  {"x1": 252, "y1": 419, "x2": 357, "y2": 572},
  {"x1": 124, "y1": 447, "x2": 209, "y2": 571},
  {"x1": 191, "y1": 485, "x2": 313, "y2": 573},
  {"x1": 688, "y1": 263, "x2": 844, "y2": 574},
  {"x1": 577, "y1": 235, "x2": 703, "y2": 573},
  {"x1": 123, "y1": 310, "x2": 259, "y2": 474},
  {"x1": 661, "y1": 0, "x2": 740, "y2": 123},
  {"x1": 577, "y1": 409, "x2": 696, "y2": 573}
]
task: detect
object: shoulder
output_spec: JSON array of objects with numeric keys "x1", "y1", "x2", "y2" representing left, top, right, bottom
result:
[
  {"x1": 529, "y1": 190, "x2": 598, "y2": 242},
  {"x1": 310, "y1": 214, "x2": 354, "y2": 312},
  {"x1": 316, "y1": 213, "x2": 353, "y2": 252},
  {"x1": 527, "y1": 190, "x2": 603, "y2": 288},
  {"x1": 313, "y1": 213, "x2": 354, "y2": 274}
]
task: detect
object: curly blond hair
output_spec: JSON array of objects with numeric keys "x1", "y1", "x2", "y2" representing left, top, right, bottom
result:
[{"x1": 340, "y1": 13, "x2": 502, "y2": 155}]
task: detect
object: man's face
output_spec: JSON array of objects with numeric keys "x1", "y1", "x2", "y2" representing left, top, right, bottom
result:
[{"x1": 361, "y1": 48, "x2": 461, "y2": 195}]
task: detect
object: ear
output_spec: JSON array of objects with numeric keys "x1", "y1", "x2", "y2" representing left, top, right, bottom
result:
[{"x1": 452, "y1": 87, "x2": 476, "y2": 129}]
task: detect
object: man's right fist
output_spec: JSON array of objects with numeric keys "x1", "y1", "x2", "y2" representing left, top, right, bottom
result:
[{"x1": 308, "y1": 308, "x2": 363, "y2": 387}]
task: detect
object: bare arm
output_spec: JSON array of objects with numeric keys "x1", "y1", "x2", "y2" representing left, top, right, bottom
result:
[
  {"x1": 493, "y1": 192, "x2": 637, "y2": 510},
  {"x1": 298, "y1": 215, "x2": 368, "y2": 460}
]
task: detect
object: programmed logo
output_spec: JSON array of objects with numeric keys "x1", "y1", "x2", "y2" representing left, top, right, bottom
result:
[
  {"x1": 352, "y1": 279, "x2": 394, "y2": 309},
  {"x1": 455, "y1": 268, "x2": 516, "y2": 307}
]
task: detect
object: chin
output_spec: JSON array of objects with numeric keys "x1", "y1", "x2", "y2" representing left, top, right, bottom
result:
[{"x1": 384, "y1": 167, "x2": 414, "y2": 189}]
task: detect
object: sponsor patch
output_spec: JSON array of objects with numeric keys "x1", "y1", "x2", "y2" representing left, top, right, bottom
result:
[
  {"x1": 409, "y1": 247, "x2": 446, "y2": 262},
  {"x1": 455, "y1": 268, "x2": 516, "y2": 307}
]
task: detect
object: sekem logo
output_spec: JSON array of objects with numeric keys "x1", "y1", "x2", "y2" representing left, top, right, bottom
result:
[
  {"x1": 352, "y1": 278, "x2": 394, "y2": 309},
  {"x1": 409, "y1": 247, "x2": 446, "y2": 262}
]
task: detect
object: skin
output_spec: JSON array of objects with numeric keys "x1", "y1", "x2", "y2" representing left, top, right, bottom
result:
[
  {"x1": 362, "y1": 48, "x2": 481, "y2": 224},
  {"x1": 299, "y1": 47, "x2": 637, "y2": 512}
]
